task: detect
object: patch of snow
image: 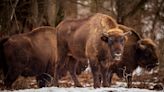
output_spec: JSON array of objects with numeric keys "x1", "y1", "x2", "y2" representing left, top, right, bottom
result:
[
  {"x1": 1, "y1": 81, "x2": 163, "y2": 92},
  {"x1": 2, "y1": 87, "x2": 162, "y2": 92},
  {"x1": 84, "y1": 60, "x2": 91, "y2": 73},
  {"x1": 1, "y1": 87, "x2": 162, "y2": 92},
  {"x1": 83, "y1": 83, "x2": 92, "y2": 87},
  {"x1": 133, "y1": 66, "x2": 143, "y2": 76},
  {"x1": 113, "y1": 82, "x2": 127, "y2": 88}
]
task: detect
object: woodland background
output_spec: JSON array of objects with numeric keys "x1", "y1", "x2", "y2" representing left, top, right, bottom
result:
[{"x1": 0, "y1": 0, "x2": 164, "y2": 88}]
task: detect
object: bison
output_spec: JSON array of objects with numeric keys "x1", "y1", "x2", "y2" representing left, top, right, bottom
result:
[
  {"x1": 106, "y1": 25, "x2": 159, "y2": 87},
  {"x1": 55, "y1": 13, "x2": 131, "y2": 88},
  {"x1": 0, "y1": 26, "x2": 57, "y2": 89},
  {"x1": 56, "y1": 17, "x2": 89, "y2": 87}
]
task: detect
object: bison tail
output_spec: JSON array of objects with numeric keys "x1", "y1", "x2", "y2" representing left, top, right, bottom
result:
[{"x1": 0, "y1": 37, "x2": 8, "y2": 70}]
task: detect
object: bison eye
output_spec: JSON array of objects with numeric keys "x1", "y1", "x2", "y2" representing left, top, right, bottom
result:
[
  {"x1": 101, "y1": 36, "x2": 108, "y2": 42},
  {"x1": 145, "y1": 49, "x2": 153, "y2": 57},
  {"x1": 145, "y1": 51, "x2": 151, "y2": 57},
  {"x1": 145, "y1": 53, "x2": 150, "y2": 57},
  {"x1": 108, "y1": 37, "x2": 113, "y2": 45},
  {"x1": 119, "y1": 37, "x2": 125, "y2": 43}
]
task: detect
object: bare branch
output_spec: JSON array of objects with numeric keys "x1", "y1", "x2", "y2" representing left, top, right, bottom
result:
[
  {"x1": 151, "y1": 0, "x2": 164, "y2": 40},
  {"x1": 10, "y1": 0, "x2": 19, "y2": 21},
  {"x1": 68, "y1": 0, "x2": 112, "y2": 12},
  {"x1": 117, "y1": 0, "x2": 148, "y2": 24},
  {"x1": 10, "y1": 0, "x2": 20, "y2": 31}
]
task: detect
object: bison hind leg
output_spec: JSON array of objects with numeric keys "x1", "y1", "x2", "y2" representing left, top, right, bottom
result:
[
  {"x1": 36, "y1": 73, "x2": 53, "y2": 88},
  {"x1": 68, "y1": 56, "x2": 82, "y2": 87},
  {"x1": 4, "y1": 69, "x2": 21, "y2": 89}
]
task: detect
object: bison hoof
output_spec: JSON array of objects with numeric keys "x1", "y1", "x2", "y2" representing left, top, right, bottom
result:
[
  {"x1": 53, "y1": 83, "x2": 59, "y2": 87},
  {"x1": 75, "y1": 84, "x2": 83, "y2": 87},
  {"x1": 127, "y1": 84, "x2": 132, "y2": 88},
  {"x1": 94, "y1": 84, "x2": 100, "y2": 88},
  {"x1": 102, "y1": 83, "x2": 109, "y2": 87}
]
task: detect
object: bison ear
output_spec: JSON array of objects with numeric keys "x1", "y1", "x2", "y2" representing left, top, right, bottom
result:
[
  {"x1": 101, "y1": 33, "x2": 108, "y2": 42},
  {"x1": 137, "y1": 40, "x2": 146, "y2": 50}
]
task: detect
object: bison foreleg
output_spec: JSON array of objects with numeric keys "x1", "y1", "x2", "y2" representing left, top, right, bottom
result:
[
  {"x1": 107, "y1": 71, "x2": 113, "y2": 86},
  {"x1": 101, "y1": 68, "x2": 110, "y2": 87},
  {"x1": 90, "y1": 59, "x2": 101, "y2": 88},
  {"x1": 53, "y1": 65, "x2": 60, "y2": 87},
  {"x1": 127, "y1": 74, "x2": 132, "y2": 88}
]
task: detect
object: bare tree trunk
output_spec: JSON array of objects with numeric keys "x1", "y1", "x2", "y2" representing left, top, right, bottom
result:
[
  {"x1": 22, "y1": 0, "x2": 38, "y2": 33},
  {"x1": 0, "y1": 0, "x2": 18, "y2": 35},
  {"x1": 90, "y1": 0, "x2": 98, "y2": 13},
  {"x1": 60, "y1": 0, "x2": 77, "y2": 18},
  {"x1": 158, "y1": 38, "x2": 164, "y2": 71},
  {"x1": 47, "y1": 0, "x2": 56, "y2": 26}
]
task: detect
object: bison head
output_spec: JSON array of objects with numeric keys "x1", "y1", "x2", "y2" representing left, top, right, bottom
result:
[
  {"x1": 101, "y1": 28, "x2": 131, "y2": 61},
  {"x1": 136, "y1": 39, "x2": 159, "y2": 71}
]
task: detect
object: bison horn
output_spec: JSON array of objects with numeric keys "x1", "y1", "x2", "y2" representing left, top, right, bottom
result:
[
  {"x1": 118, "y1": 24, "x2": 134, "y2": 32},
  {"x1": 123, "y1": 31, "x2": 132, "y2": 36},
  {"x1": 102, "y1": 32, "x2": 109, "y2": 37},
  {"x1": 101, "y1": 32, "x2": 109, "y2": 42},
  {"x1": 138, "y1": 40, "x2": 146, "y2": 50}
]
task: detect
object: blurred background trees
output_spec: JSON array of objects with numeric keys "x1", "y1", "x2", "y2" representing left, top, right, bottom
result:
[{"x1": 0, "y1": 0, "x2": 164, "y2": 73}]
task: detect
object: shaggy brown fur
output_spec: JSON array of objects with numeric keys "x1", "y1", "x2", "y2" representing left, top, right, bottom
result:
[
  {"x1": 56, "y1": 17, "x2": 89, "y2": 87},
  {"x1": 107, "y1": 25, "x2": 159, "y2": 87},
  {"x1": 0, "y1": 26, "x2": 57, "y2": 89},
  {"x1": 55, "y1": 13, "x2": 131, "y2": 88}
]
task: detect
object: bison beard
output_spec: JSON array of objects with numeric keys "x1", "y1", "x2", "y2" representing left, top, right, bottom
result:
[
  {"x1": 0, "y1": 26, "x2": 57, "y2": 89},
  {"x1": 55, "y1": 13, "x2": 131, "y2": 88}
]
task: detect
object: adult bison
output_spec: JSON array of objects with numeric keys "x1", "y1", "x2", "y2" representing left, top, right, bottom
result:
[
  {"x1": 0, "y1": 26, "x2": 57, "y2": 89},
  {"x1": 56, "y1": 17, "x2": 89, "y2": 87},
  {"x1": 107, "y1": 25, "x2": 159, "y2": 87},
  {"x1": 55, "y1": 13, "x2": 131, "y2": 88}
]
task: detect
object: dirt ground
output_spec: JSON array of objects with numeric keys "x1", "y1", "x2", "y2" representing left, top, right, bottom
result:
[{"x1": 0, "y1": 68, "x2": 163, "y2": 91}]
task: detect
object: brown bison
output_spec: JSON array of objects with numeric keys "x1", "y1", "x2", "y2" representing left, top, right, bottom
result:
[
  {"x1": 107, "y1": 25, "x2": 159, "y2": 87},
  {"x1": 56, "y1": 17, "x2": 89, "y2": 87},
  {"x1": 55, "y1": 13, "x2": 131, "y2": 88},
  {"x1": 0, "y1": 26, "x2": 57, "y2": 89}
]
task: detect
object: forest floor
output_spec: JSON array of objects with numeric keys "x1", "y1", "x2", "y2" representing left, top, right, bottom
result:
[{"x1": 0, "y1": 67, "x2": 164, "y2": 91}]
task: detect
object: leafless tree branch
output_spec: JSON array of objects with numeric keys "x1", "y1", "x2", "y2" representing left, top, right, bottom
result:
[
  {"x1": 151, "y1": 0, "x2": 164, "y2": 40},
  {"x1": 10, "y1": 0, "x2": 20, "y2": 31},
  {"x1": 117, "y1": 0, "x2": 148, "y2": 24},
  {"x1": 68, "y1": 0, "x2": 112, "y2": 13},
  {"x1": 10, "y1": 0, "x2": 19, "y2": 21}
]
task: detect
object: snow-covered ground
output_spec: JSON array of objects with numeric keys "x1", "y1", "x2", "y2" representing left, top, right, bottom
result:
[
  {"x1": 1, "y1": 67, "x2": 162, "y2": 92},
  {"x1": 2, "y1": 87, "x2": 163, "y2": 92}
]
